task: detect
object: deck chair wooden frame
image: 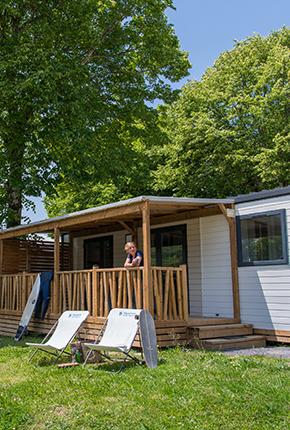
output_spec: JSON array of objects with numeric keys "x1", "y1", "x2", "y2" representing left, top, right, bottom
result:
[
  {"x1": 26, "y1": 310, "x2": 89, "y2": 364},
  {"x1": 83, "y1": 308, "x2": 142, "y2": 371}
]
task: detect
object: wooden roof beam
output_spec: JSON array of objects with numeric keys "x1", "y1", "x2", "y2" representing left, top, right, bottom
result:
[
  {"x1": 218, "y1": 204, "x2": 236, "y2": 224},
  {"x1": 0, "y1": 202, "x2": 143, "y2": 240},
  {"x1": 150, "y1": 206, "x2": 221, "y2": 226},
  {"x1": 117, "y1": 221, "x2": 135, "y2": 235}
]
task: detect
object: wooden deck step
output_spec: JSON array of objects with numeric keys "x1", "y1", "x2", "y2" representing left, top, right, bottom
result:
[
  {"x1": 188, "y1": 317, "x2": 239, "y2": 326},
  {"x1": 191, "y1": 335, "x2": 266, "y2": 351},
  {"x1": 192, "y1": 323, "x2": 253, "y2": 339}
]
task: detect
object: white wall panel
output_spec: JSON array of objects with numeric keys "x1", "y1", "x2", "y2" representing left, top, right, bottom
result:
[
  {"x1": 237, "y1": 194, "x2": 290, "y2": 330},
  {"x1": 200, "y1": 215, "x2": 233, "y2": 317}
]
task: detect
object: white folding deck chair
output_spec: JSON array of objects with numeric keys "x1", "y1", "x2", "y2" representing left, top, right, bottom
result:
[
  {"x1": 84, "y1": 308, "x2": 142, "y2": 370},
  {"x1": 26, "y1": 310, "x2": 89, "y2": 363}
]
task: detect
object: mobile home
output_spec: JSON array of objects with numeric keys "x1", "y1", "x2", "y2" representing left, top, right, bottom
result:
[{"x1": 0, "y1": 188, "x2": 288, "y2": 348}]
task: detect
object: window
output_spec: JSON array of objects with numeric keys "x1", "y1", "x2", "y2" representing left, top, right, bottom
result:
[
  {"x1": 125, "y1": 234, "x2": 132, "y2": 243},
  {"x1": 84, "y1": 236, "x2": 113, "y2": 269},
  {"x1": 151, "y1": 225, "x2": 187, "y2": 267},
  {"x1": 237, "y1": 210, "x2": 288, "y2": 266}
]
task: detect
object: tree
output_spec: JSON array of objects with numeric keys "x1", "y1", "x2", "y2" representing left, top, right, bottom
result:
[
  {"x1": 0, "y1": 0, "x2": 189, "y2": 226},
  {"x1": 45, "y1": 114, "x2": 161, "y2": 216},
  {"x1": 153, "y1": 28, "x2": 290, "y2": 198}
]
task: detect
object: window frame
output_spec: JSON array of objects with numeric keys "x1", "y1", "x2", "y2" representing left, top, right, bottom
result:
[
  {"x1": 151, "y1": 224, "x2": 188, "y2": 267},
  {"x1": 236, "y1": 209, "x2": 288, "y2": 267}
]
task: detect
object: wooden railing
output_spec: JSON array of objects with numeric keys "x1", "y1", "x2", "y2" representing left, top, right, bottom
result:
[
  {"x1": 0, "y1": 273, "x2": 38, "y2": 311},
  {"x1": 0, "y1": 265, "x2": 188, "y2": 320},
  {"x1": 56, "y1": 268, "x2": 144, "y2": 317},
  {"x1": 152, "y1": 266, "x2": 188, "y2": 321}
]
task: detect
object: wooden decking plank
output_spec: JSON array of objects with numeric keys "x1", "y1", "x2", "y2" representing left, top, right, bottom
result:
[
  {"x1": 187, "y1": 317, "x2": 240, "y2": 326},
  {"x1": 204, "y1": 335, "x2": 265, "y2": 345},
  {"x1": 194, "y1": 323, "x2": 253, "y2": 339}
]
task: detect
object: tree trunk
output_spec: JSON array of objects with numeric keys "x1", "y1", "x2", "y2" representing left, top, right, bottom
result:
[{"x1": 4, "y1": 140, "x2": 25, "y2": 228}]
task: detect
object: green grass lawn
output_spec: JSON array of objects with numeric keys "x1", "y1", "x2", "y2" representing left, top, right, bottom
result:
[{"x1": 0, "y1": 336, "x2": 289, "y2": 430}]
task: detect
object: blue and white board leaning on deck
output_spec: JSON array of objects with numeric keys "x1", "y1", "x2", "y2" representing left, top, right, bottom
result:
[
  {"x1": 14, "y1": 274, "x2": 41, "y2": 341},
  {"x1": 139, "y1": 309, "x2": 158, "y2": 368}
]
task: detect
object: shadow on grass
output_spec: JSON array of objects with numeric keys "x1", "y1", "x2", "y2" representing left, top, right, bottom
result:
[
  {"x1": 1, "y1": 335, "x2": 165, "y2": 372},
  {"x1": 86, "y1": 360, "x2": 139, "y2": 373},
  {"x1": 0, "y1": 336, "x2": 28, "y2": 349},
  {"x1": 0, "y1": 334, "x2": 45, "y2": 349},
  {"x1": 35, "y1": 356, "x2": 67, "y2": 367},
  {"x1": 27, "y1": 351, "x2": 165, "y2": 372},
  {"x1": 28, "y1": 348, "x2": 73, "y2": 367},
  {"x1": 85, "y1": 355, "x2": 165, "y2": 373}
]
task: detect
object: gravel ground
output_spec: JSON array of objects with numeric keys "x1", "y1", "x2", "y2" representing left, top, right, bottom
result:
[{"x1": 224, "y1": 346, "x2": 290, "y2": 359}]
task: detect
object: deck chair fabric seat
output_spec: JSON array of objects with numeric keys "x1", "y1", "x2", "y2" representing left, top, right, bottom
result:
[
  {"x1": 26, "y1": 310, "x2": 89, "y2": 362},
  {"x1": 28, "y1": 344, "x2": 62, "y2": 354},
  {"x1": 87, "y1": 344, "x2": 128, "y2": 352},
  {"x1": 84, "y1": 308, "x2": 142, "y2": 368}
]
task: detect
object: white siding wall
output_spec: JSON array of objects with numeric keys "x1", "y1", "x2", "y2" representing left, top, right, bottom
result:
[
  {"x1": 200, "y1": 215, "x2": 233, "y2": 317},
  {"x1": 187, "y1": 219, "x2": 202, "y2": 315},
  {"x1": 237, "y1": 195, "x2": 290, "y2": 331}
]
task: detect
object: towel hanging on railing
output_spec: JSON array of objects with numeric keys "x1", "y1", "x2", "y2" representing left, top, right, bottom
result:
[{"x1": 34, "y1": 271, "x2": 53, "y2": 320}]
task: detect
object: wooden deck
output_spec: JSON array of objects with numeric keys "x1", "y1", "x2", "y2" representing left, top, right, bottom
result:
[
  {"x1": 0, "y1": 267, "x2": 270, "y2": 349},
  {"x1": 0, "y1": 266, "x2": 190, "y2": 347},
  {"x1": 0, "y1": 310, "x2": 191, "y2": 347},
  {"x1": 0, "y1": 267, "x2": 269, "y2": 349},
  {"x1": 0, "y1": 307, "x2": 267, "y2": 350}
]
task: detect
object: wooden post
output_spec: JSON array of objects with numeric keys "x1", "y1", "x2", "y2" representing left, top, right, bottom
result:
[
  {"x1": 69, "y1": 233, "x2": 74, "y2": 270},
  {"x1": 25, "y1": 240, "x2": 30, "y2": 272},
  {"x1": 142, "y1": 201, "x2": 152, "y2": 313},
  {"x1": 21, "y1": 271, "x2": 26, "y2": 311},
  {"x1": 0, "y1": 240, "x2": 3, "y2": 276},
  {"x1": 181, "y1": 265, "x2": 189, "y2": 321},
  {"x1": 0, "y1": 240, "x2": 3, "y2": 300},
  {"x1": 53, "y1": 227, "x2": 60, "y2": 314},
  {"x1": 60, "y1": 233, "x2": 64, "y2": 271},
  {"x1": 219, "y1": 204, "x2": 240, "y2": 321}
]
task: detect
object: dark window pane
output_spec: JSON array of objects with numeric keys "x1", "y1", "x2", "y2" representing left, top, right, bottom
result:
[
  {"x1": 151, "y1": 225, "x2": 187, "y2": 267},
  {"x1": 151, "y1": 231, "x2": 157, "y2": 266},
  {"x1": 239, "y1": 212, "x2": 286, "y2": 265},
  {"x1": 103, "y1": 238, "x2": 113, "y2": 267},
  {"x1": 160, "y1": 230, "x2": 185, "y2": 266},
  {"x1": 84, "y1": 236, "x2": 113, "y2": 268}
]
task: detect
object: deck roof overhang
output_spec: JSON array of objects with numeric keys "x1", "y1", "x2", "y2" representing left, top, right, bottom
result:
[{"x1": 0, "y1": 196, "x2": 235, "y2": 239}]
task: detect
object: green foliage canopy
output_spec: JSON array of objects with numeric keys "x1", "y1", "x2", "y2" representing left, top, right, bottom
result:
[
  {"x1": 44, "y1": 113, "x2": 163, "y2": 217},
  {"x1": 0, "y1": 0, "x2": 189, "y2": 225},
  {"x1": 153, "y1": 28, "x2": 290, "y2": 198}
]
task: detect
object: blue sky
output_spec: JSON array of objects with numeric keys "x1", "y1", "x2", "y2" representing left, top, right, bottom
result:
[
  {"x1": 24, "y1": 0, "x2": 289, "y2": 222},
  {"x1": 168, "y1": 0, "x2": 289, "y2": 85}
]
